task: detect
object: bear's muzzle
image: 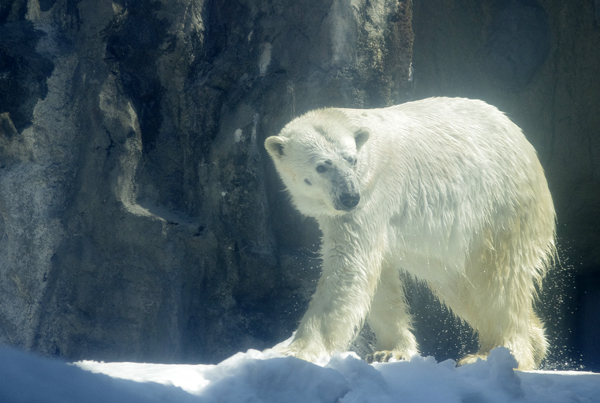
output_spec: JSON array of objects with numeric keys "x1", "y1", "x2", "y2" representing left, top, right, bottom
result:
[{"x1": 330, "y1": 166, "x2": 360, "y2": 212}]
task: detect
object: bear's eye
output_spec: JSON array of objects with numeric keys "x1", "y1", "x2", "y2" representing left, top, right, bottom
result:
[
  {"x1": 316, "y1": 165, "x2": 327, "y2": 173},
  {"x1": 345, "y1": 157, "x2": 357, "y2": 166},
  {"x1": 304, "y1": 179, "x2": 312, "y2": 186}
]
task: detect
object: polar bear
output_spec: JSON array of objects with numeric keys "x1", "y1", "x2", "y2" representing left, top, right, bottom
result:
[{"x1": 264, "y1": 97, "x2": 555, "y2": 370}]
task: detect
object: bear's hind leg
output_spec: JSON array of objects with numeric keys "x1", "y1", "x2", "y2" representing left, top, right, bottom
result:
[
  {"x1": 366, "y1": 264, "x2": 418, "y2": 363},
  {"x1": 457, "y1": 310, "x2": 547, "y2": 370},
  {"x1": 443, "y1": 268, "x2": 548, "y2": 371}
]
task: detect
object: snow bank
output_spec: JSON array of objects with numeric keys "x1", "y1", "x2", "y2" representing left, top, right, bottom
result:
[
  {"x1": 0, "y1": 346, "x2": 197, "y2": 403},
  {"x1": 1, "y1": 345, "x2": 598, "y2": 402}
]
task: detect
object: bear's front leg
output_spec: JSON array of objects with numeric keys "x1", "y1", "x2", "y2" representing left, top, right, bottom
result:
[{"x1": 276, "y1": 217, "x2": 386, "y2": 362}]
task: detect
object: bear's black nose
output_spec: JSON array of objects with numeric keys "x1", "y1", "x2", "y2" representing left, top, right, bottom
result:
[{"x1": 339, "y1": 193, "x2": 360, "y2": 210}]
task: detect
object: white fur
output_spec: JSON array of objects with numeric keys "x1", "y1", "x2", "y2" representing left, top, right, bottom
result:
[{"x1": 264, "y1": 97, "x2": 556, "y2": 370}]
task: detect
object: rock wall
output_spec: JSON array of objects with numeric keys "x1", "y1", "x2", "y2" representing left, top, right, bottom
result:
[
  {"x1": 3, "y1": 0, "x2": 597, "y2": 369},
  {"x1": 0, "y1": 0, "x2": 413, "y2": 363}
]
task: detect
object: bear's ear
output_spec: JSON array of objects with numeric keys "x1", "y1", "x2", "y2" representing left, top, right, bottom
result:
[
  {"x1": 354, "y1": 128, "x2": 370, "y2": 151},
  {"x1": 265, "y1": 136, "x2": 288, "y2": 159}
]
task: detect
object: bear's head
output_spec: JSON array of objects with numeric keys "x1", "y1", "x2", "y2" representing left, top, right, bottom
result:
[{"x1": 265, "y1": 109, "x2": 369, "y2": 218}]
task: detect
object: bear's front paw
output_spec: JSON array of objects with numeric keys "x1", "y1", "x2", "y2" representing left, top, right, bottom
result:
[{"x1": 366, "y1": 350, "x2": 410, "y2": 363}]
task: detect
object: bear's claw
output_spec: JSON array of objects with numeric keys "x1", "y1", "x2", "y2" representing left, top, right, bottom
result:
[
  {"x1": 457, "y1": 353, "x2": 490, "y2": 367},
  {"x1": 366, "y1": 350, "x2": 409, "y2": 363}
]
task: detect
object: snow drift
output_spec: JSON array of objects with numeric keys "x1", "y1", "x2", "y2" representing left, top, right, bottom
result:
[{"x1": 1, "y1": 345, "x2": 599, "y2": 402}]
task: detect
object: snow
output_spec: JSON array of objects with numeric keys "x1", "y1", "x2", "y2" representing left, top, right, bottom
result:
[{"x1": 1, "y1": 345, "x2": 599, "y2": 402}]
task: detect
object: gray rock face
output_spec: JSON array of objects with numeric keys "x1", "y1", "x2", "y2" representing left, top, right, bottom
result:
[
  {"x1": 0, "y1": 0, "x2": 413, "y2": 362},
  {"x1": 4, "y1": 0, "x2": 595, "y2": 369}
]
